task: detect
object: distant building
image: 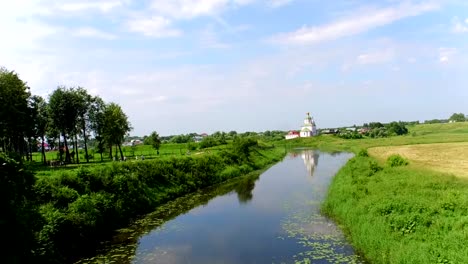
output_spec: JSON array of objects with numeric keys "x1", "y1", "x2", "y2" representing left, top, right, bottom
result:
[
  {"x1": 285, "y1": 131, "x2": 300, "y2": 140},
  {"x1": 300, "y1": 112, "x2": 317, "y2": 137},
  {"x1": 285, "y1": 113, "x2": 318, "y2": 140}
]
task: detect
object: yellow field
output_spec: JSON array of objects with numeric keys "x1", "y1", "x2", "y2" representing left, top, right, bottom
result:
[{"x1": 369, "y1": 142, "x2": 468, "y2": 177}]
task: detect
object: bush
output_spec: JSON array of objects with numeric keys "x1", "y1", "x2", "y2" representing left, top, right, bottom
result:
[
  {"x1": 387, "y1": 154, "x2": 409, "y2": 167},
  {"x1": 357, "y1": 149, "x2": 369, "y2": 157},
  {"x1": 0, "y1": 154, "x2": 38, "y2": 263}
]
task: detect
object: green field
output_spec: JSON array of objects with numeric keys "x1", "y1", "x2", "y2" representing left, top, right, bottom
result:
[
  {"x1": 29, "y1": 143, "x2": 231, "y2": 177},
  {"x1": 309, "y1": 122, "x2": 468, "y2": 264},
  {"x1": 282, "y1": 122, "x2": 468, "y2": 152}
]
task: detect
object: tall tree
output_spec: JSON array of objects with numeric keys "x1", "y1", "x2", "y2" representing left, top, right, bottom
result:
[
  {"x1": 148, "y1": 131, "x2": 162, "y2": 155},
  {"x1": 0, "y1": 67, "x2": 31, "y2": 159},
  {"x1": 74, "y1": 87, "x2": 94, "y2": 163},
  {"x1": 29, "y1": 96, "x2": 49, "y2": 164},
  {"x1": 88, "y1": 96, "x2": 106, "y2": 161},
  {"x1": 102, "y1": 103, "x2": 132, "y2": 161},
  {"x1": 48, "y1": 87, "x2": 81, "y2": 163}
]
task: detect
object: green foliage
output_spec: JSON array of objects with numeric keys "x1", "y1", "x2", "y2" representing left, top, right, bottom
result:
[
  {"x1": 145, "y1": 131, "x2": 162, "y2": 154},
  {"x1": 0, "y1": 67, "x2": 32, "y2": 156},
  {"x1": 387, "y1": 154, "x2": 409, "y2": 167},
  {"x1": 357, "y1": 149, "x2": 369, "y2": 157},
  {"x1": 0, "y1": 153, "x2": 38, "y2": 263},
  {"x1": 386, "y1": 121, "x2": 409, "y2": 136},
  {"x1": 169, "y1": 134, "x2": 194, "y2": 144},
  {"x1": 449, "y1": 113, "x2": 466, "y2": 122},
  {"x1": 199, "y1": 135, "x2": 222, "y2": 149},
  {"x1": 336, "y1": 132, "x2": 363, "y2": 139},
  {"x1": 368, "y1": 127, "x2": 389, "y2": 138}
]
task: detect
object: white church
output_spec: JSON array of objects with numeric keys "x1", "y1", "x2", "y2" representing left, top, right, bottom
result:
[{"x1": 285, "y1": 113, "x2": 317, "y2": 140}]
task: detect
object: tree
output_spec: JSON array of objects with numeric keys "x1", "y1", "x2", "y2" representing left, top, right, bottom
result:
[
  {"x1": 48, "y1": 87, "x2": 81, "y2": 163},
  {"x1": 102, "y1": 103, "x2": 132, "y2": 161},
  {"x1": 0, "y1": 67, "x2": 31, "y2": 159},
  {"x1": 88, "y1": 96, "x2": 106, "y2": 161},
  {"x1": 369, "y1": 122, "x2": 384, "y2": 129},
  {"x1": 148, "y1": 131, "x2": 161, "y2": 155},
  {"x1": 386, "y1": 122, "x2": 409, "y2": 136},
  {"x1": 73, "y1": 88, "x2": 93, "y2": 163},
  {"x1": 449, "y1": 113, "x2": 466, "y2": 122},
  {"x1": 29, "y1": 96, "x2": 49, "y2": 164}
]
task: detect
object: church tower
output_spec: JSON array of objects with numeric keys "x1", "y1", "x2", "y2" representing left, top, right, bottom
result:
[{"x1": 300, "y1": 112, "x2": 317, "y2": 137}]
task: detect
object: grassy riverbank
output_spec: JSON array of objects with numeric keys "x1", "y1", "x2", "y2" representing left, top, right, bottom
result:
[
  {"x1": 15, "y1": 139, "x2": 285, "y2": 263},
  {"x1": 301, "y1": 122, "x2": 468, "y2": 263},
  {"x1": 322, "y1": 154, "x2": 468, "y2": 263}
]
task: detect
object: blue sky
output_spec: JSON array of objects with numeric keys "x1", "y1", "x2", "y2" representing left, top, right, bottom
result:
[{"x1": 1, "y1": 0, "x2": 467, "y2": 135}]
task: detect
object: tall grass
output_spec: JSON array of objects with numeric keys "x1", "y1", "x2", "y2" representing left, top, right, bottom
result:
[{"x1": 322, "y1": 155, "x2": 468, "y2": 263}]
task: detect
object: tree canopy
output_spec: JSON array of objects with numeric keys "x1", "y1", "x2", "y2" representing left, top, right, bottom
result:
[{"x1": 449, "y1": 113, "x2": 466, "y2": 122}]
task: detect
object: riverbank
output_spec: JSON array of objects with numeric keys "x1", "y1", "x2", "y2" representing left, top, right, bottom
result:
[
  {"x1": 293, "y1": 122, "x2": 468, "y2": 263},
  {"x1": 30, "y1": 139, "x2": 286, "y2": 263},
  {"x1": 322, "y1": 154, "x2": 468, "y2": 263}
]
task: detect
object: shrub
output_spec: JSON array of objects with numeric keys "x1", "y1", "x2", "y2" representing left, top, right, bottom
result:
[
  {"x1": 387, "y1": 154, "x2": 409, "y2": 167},
  {"x1": 0, "y1": 154, "x2": 38, "y2": 263},
  {"x1": 357, "y1": 149, "x2": 369, "y2": 157}
]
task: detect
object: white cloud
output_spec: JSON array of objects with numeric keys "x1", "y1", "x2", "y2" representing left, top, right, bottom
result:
[
  {"x1": 149, "y1": 0, "x2": 254, "y2": 19},
  {"x1": 356, "y1": 49, "x2": 394, "y2": 64},
  {"x1": 452, "y1": 16, "x2": 468, "y2": 33},
  {"x1": 271, "y1": 2, "x2": 439, "y2": 45},
  {"x1": 58, "y1": 1, "x2": 123, "y2": 13},
  {"x1": 73, "y1": 27, "x2": 117, "y2": 39},
  {"x1": 439, "y1": 47, "x2": 457, "y2": 63},
  {"x1": 150, "y1": 0, "x2": 229, "y2": 19},
  {"x1": 126, "y1": 16, "x2": 182, "y2": 37},
  {"x1": 269, "y1": 0, "x2": 293, "y2": 8}
]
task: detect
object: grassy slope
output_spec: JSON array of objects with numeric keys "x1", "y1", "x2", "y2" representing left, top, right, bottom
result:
[
  {"x1": 293, "y1": 122, "x2": 468, "y2": 264},
  {"x1": 322, "y1": 155, "x2": 468, "y2": 264}
]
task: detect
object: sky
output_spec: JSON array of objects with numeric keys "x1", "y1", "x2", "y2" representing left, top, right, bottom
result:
[{"x1": 1, "y1": 0, "x2": 467, "y2": 136}]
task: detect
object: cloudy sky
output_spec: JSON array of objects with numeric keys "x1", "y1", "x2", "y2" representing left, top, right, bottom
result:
[{"x1": 1, "y1": 0, "x2": 467, "y2": 135}]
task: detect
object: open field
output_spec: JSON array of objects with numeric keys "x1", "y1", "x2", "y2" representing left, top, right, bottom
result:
[
  {"x1": 369, "y1": 142, "x2": 468, "y2": 177},
  {"x1": 321, "y1": 122, "x2": 468, "y2": 263},
  {"x1": 284, "y1": 122, "x2": 468, "y2": 153}
]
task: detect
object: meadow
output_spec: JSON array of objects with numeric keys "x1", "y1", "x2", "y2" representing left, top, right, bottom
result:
[{"x1": 310, "y1": 122, "x2": 468, "y2": 264}]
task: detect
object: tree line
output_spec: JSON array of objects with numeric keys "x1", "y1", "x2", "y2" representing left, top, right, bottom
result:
[{"x1": 0, "y1": 67, "x2": 132, "y2": 164}]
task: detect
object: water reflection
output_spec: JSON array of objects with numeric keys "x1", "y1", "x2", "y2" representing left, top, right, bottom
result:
[
  {"x1": 78, "y1": 150, "x2": 361, "y2": 264},
  {"x1": 301, "y1": 150, "x2": 319, "y2": 176},
  {"x1": 288, "y1": 150, "x2": 319, "y2": 176},
  {"x1": 234, "y1": 176, "x2": 256, "y2": 204}
]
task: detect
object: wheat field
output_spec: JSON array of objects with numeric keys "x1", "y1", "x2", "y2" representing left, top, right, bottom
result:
[{"x1": 369, "y1": 142, "x2": 468, "y2": 177}]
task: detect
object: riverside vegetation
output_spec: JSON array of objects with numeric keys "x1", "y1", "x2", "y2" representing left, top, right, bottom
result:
[
  {"x1": 285, "y1": 122, "x2": 468, "y2": 263},
  {"x1": 2, "y1": 138, "x2": 285, "y2": 263}
]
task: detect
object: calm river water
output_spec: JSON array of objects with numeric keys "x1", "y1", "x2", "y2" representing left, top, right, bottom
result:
[{"x1": 79, "y1": 150, "x2": 363, "y2": 264}]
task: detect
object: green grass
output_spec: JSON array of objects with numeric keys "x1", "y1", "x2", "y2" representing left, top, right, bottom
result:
[
  {"x1": 29, "y1": 143, "x2": 230, "y2": 176},
  {"x1": 281, "y1": 122, "x2": 468, "y2": 153},
  {"x1": 315, "y1": 122, "x2": 468, "y2": 263},
  {"x1": 322, "y1": 155, "x2": 468, "y2": 263}
]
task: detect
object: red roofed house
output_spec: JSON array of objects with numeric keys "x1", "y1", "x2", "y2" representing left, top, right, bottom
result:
[{"x1": 285, "y1": 130, "x2": 300, "y2": 140}]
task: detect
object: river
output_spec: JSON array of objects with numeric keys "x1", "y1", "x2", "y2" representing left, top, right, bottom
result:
[{"x1": 79, "y1": 150, "x2": 363, "y2": 264}]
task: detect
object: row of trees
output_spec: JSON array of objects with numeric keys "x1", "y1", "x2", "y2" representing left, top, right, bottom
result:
[{"x1": 0, "y1": 67, "x2": 132, "y2": 164}]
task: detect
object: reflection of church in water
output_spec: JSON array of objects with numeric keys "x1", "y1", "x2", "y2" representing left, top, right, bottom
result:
[{"x1": 301, "y1": 150, "x2": 319, "y2": 176}]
